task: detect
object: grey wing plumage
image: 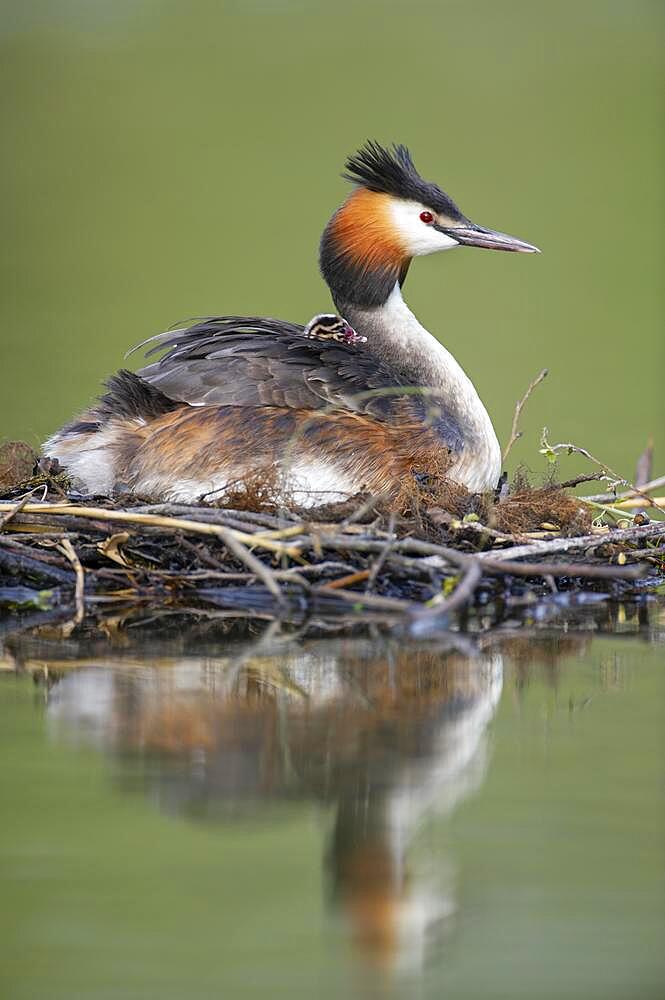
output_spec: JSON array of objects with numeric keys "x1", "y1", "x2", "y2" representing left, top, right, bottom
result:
[{"x1": 133, "y1": 316, "x2": 413, "y2": 419}]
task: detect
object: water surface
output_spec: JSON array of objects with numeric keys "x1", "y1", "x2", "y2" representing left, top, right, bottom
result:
[{"x1": 1, "y1": 607, "x2": 664, "y2": 999}]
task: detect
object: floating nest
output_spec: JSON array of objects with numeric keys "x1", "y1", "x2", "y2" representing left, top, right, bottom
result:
[{"x1": 0, "y1": 440, "x2": 663, "y2": 638}]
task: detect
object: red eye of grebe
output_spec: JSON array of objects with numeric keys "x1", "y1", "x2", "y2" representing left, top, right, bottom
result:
[{"x1": 419, "y1": 211, "x2": 434, "y2": 224}]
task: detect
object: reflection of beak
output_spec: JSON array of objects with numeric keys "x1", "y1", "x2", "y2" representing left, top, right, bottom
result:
[{"x1": 440, "y1": 222, "x2": 541, "y2": 253}]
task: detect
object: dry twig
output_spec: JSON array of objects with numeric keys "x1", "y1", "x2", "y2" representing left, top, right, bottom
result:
[
  {"x1": 0, "y1": 488, "x2": 40, "y2": 532},
  {"x1": 480, "y1": 557, "x2": 644, "y2": 581},
  {"x1": 502, "y1": 368, "x2": 549, "y2": 463},
  {"x1": 0, "y1": 503, "x2": 302, "y2": 557},
  {"x1": 215, "y1": 526, "x2": 286, "y2": 607},
  {"x1": 408, "y1": 560, "x2": 483, "y2": 637},
  {"x1": 540, "y1": 433, "x2": 665, "y2": 514},
  {"x1": 584, "y1": 473, "x2": 665, "y2": 504},
  {"x1": 56, "y1": 538, "x2": 85, "y2": 623},
  {"x1": 477, "y1": 521, "x2": 665, "y2": 562}
]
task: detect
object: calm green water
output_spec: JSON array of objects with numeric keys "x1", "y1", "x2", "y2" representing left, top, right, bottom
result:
[
  {"x1": 1, "y1": 1, "x2": 663, "y2": 480},
  {"x1": 1, "y1": 609, "x2": 664, "y2": 999}
]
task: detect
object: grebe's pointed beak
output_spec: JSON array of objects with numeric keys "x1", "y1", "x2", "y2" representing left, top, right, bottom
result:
[{"x1": 441, "y1": 222, "x2": 541, "y2": 253}]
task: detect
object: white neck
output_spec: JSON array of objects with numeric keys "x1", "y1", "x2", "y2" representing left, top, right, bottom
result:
[{"x1": 343, "y1": 284, "x2": 501, "y2": 492}]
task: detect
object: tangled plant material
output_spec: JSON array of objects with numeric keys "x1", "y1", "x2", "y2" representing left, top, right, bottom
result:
[{"x1": 194, "y1": 461, "x2": 593, "y2": 537}]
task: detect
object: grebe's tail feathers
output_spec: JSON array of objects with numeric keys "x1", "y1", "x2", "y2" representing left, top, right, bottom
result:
[{"x1": 96, "y1": 370, "x2": 179, "y2": 423}]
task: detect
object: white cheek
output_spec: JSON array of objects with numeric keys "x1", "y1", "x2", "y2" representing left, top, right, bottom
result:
[{"x1": 389, "y1": 200, "x2": 459, "y2": 256}]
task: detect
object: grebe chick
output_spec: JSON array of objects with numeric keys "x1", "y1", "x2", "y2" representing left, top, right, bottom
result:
[
  {"x1": 303, "y1": 313, "x2": 367, "y2": 346},
  {"x1": 43, "y1": 142, "x2": 539, "y2": 506}
]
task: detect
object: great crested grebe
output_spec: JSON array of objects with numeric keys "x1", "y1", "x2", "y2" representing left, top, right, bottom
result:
[{"x1": 43, "y1": 142, "x2": 539, "y2": 505}]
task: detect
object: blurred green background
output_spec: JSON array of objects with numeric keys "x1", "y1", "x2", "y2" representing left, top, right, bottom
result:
[{"x1": 1, "y1": 0, "x2": 663, "y2": 479}]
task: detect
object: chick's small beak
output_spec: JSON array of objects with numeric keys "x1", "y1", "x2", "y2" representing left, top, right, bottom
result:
[{"x1": 443, "y1": 222, "x2": 540, "y2": 253}]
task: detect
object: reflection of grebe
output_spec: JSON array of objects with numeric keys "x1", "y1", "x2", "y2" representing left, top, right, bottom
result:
[
  {"x1": 325, "y1": 652, "x2": 502, "y2": 975},
  {"x1": 45, "y1": 640, "x2": 502, "y2": 978}
]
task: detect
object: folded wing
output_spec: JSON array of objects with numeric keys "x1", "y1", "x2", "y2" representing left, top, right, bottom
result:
[{"x1": 135, "y1": 316, "x2": 417, "y2": 420}]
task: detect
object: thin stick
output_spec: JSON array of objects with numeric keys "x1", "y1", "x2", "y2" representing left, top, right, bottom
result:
[
  {"x1": 427, "y1": 506, "x2": 525, "y2": 543},
  {"x1": 477, "y1": 521, "x2": 665, "y2": 562},
  {"x1": 584, "y1": 474, "x2": 665, "y2": 503},
  {"x1": 340, "y1": 493, "x2": 386, "y2": 527},
  {"x1": 541, "y1": 434, "x2": 665, "y2": 514},
  {"x1": 132, "y1": 504, "x2": 292, "y2": 530},
  {"x1": 0, "y1": 489, "x2": 40, "y2": 532},
  {"x1": 624, "y1": 544, "x2": 665, "y2": 562},
  {"x1": 558, "y1": 473, "x2": 607, "y2": 489},
  {"x1": 251, "y1": 524, "x2": 307, "y2": 542},
  {"x1": 323, "y1": 569, "x2": 371, "y2": 590},
  {"x1": 502, "y1": 368, "x2": 549, "y2": 463},
  {"x1": 215, "y1": 527, "x2": 286, "y2": 606},
  {"x1": 57, "y1": 538, "x2": 85, "y2": 623},
  {"x1": 602, "y1": 496, "x2": 665, "y2": 512},
  {"x1": 312, "y1": 584, "x2": 412, "y2": 613},
  {"x1": 0, "y1": 541, "x2": 76, "y2": 585},
  {"x1": 365, "y1": 513, "x2": 396, "y2": 591},
  {"x1": 408, "y1": 560, "x2": 483, "y2": 636},
  {"x1": 480, "y1": 557, "x2": 643, "y2": 580},
  {"x1": 635, "y1": 439, "x2": 653, "y2": 491},
  {"x1": 0, "y1": 503, "x2": 301, "y2": 557},
  {"x1": 279, "y1": 560, "x2": 357, "y2": 577}
]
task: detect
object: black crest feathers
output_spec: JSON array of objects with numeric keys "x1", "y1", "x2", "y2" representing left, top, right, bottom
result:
[{"x1": 343, "y1": 141, "x2": 465, "y2": 220}]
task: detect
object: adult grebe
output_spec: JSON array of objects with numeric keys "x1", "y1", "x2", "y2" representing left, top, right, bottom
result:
[{"x1": 43, "y1": 142, "x2": 539, "y2": 505}]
